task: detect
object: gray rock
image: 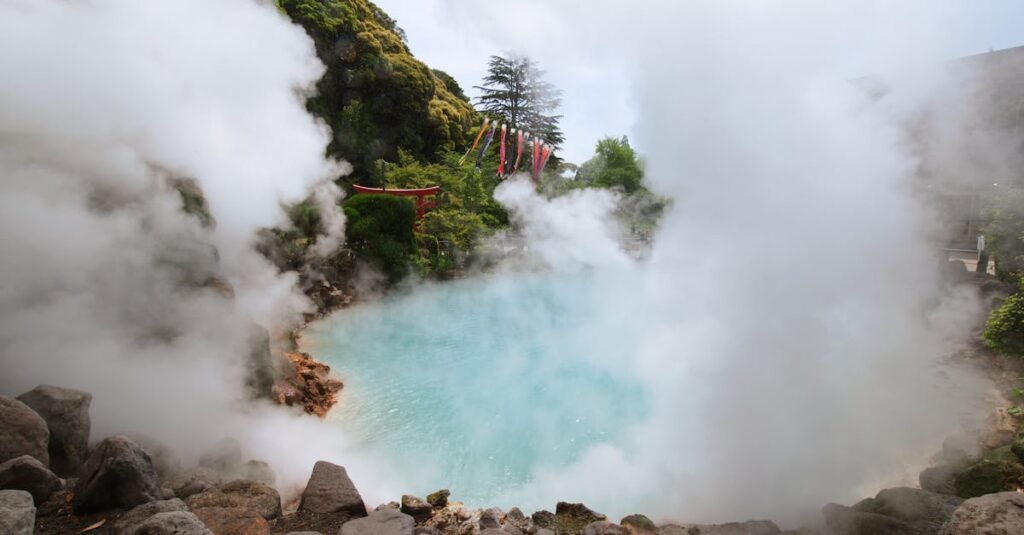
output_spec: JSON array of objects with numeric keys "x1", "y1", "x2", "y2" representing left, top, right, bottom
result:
[
  {"x1": 656, "y1": 527, "x2": 698, "y2": 535},
  {"x1": 533, "y1": 511, "x2": 556, "y2": 528},
  {"x1": 822, "y1": 503, "x2": 913, "y2": 535},
  {"x1": 0, "y1": 454, "x2": 63, "y2": 505},
  {"x1": 855, "y1": 487, "x2": 961, "y2": 533},
  {"x1": 621, "y1": 515, "x2": 656, "y2": 533},
  {"x1": 677, "y1": 521, "x2": 780, "y2": 535},
  {"x1": 506, "y1": 507, "x2": 533, "y2": 532},
  {"x1": 16, "y1": 384, "x2": 91, "y2": 476},
  {"x1": 287, "y1": 532, "x2": 326, "y2": 535},
  {"x1": 247, "y1": 323, "x2": 275, "y2": 398},
  {"x1": 170, "y1": 467, "x2": 218, "y2": 499},
  {"x1": 556, "y1": 502, "x2": 606, "y2": 523},
  {"x1": 193, "y1": 506, "x2": 270, "y2": 534},
  {"x1": 0, "y1": 490, "x2": 35, "y2": 535},
  {"x1": 245, "y1": 459, "x2": 277, "y2": 485},
  {"x1": 584, "y1": 521, "x2": 628, "y2": 535},
  {"x1": 481, "y1": 507, "x2": 504, "y2": 529},
  {"x1": 480, "y1": 529, "x2": 512, "y2": 535},
  {"x1": 73, "y1": 435, "x2": 162, "y2": 513},
  {"x1": 536, "y1": 530, "x2": 557, "y2": 535},
  {"x1": 401, "y1": 494, "x2": 433, "y2": 520},
  {"x1": 0, "y1": 395, "x2": 50, "y2": 467},
  {"x1": 130, "y1": 510, "x2": 213, "y2": 534},
  {"x1": 113, "y1": 498, "x2": 188, "y2": 534},
  {"x1": 940, "y1": 491, "x2": 1024, "y2": 534},
  {"x1": 426, "y1": 489, "x2": 450, "y2": 508},
  {"x1": 184, "y1": 479, "x2": 281, "y2": 520},
  {"x1": 299, "y1": 461, "x2": 366, "y2": 516},
  {"x1": 919, "y1": 465, "x2": 961, "y2": 496},
  {"x1": 415, "y1": 527, "x2": 443, "y2": 535},
  {"x1": 341, "y1": 508, "x2": 415, "y2": 535}
]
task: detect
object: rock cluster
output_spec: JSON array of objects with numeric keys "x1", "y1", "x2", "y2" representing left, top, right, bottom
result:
[
  {"x1": 272, "y1": 351, "x2": 344, "y2": 417},
  {"x1": 5, "y1": 382, "x2": 1024, "y2": 534}
]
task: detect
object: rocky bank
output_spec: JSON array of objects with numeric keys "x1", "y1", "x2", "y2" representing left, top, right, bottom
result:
[{"x1": 4, "y1": 382, "x2": 1024, "y2": 535}]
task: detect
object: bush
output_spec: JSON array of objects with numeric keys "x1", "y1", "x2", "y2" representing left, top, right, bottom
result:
[
  {"x1": 343, "y1": 194, "x2": 417, "y2": 282},
  {"x1": 984, "y1": 280, "x2": 1024, "y2": 357}
]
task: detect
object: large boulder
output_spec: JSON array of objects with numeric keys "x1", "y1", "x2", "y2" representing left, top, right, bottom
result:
[
  {"x1": 548, "y1": 502, "x2": 607, "y2": 534},
  {"x1": 298, "y1": 461, "x2": 366, "y2": 516},
  {"x1": 131, "y1": 511, "x2": 213, "y2": 534},
  {"x1": 480, "y1": 507, "x2": 504, "y2": 529},
  {"x1": 401, "y1": 495, "x2": 433, "y2": 522},
  {"x1": 583, "y1": 521, "x2": 628, "y2": 535},
  {"x1": 673, "y1": 521, "x2": 780, "y2": 535},
  {"x1": 822, "y1": 503, "x2": 914, "y2": 535},
  {"x1": 620, "y1": 515, "x2": 656, "y2": 534},
  {"x1": 852, "y1": 487, "x2": 962, "y2": 533},
  {"x1": 73, "y1": 435, "x2": 162, "y2": 513},
  {"x1": 16, "y1": 384, "x2": 91, "y2": 476},
  {"x1": 0, "y1": 454, "x2": 63, "y2": 505},
  {"x1": 0, "y1": 489, "x2": 35, "y2": 535},
  {"x1": 0, "y1": 395, "x2": 49, "y2": 466},
  {"x1": 940, "y1": 491, "x2": 1024, "y2": 534},
  {"x1": 952, "y1": 446, "x2": 1024, "y2": 498},
  {"x1": 919, "y1": 464, "x2": 962, "y2": 496},
  {"x1": 193, "y1": 506, "x2": 271, "y2": 535},
  {"x1": 342, "y1": 508, "x2": 415, "y2": 535},
  {"x1": 185, "y1": 480, "x2": 281, "y2": 520},
  {"x1": 426, "y1": 489, "x2": 450, "y2": 508},
  {"x1": 114, "y1": 498, "x2": 189, "y2": 534}
]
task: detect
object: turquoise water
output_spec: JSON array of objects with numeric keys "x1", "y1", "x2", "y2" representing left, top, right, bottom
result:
[{"x1": 305, "y1": 272, "x2": 648, "y2": 506}]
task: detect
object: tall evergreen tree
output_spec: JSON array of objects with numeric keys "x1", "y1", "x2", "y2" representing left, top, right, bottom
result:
[{"x1": 474, "y1": 54, "x2": 564, "y2": 150}]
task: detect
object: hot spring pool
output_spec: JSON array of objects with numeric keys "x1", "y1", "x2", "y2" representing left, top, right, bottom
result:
[{"x1": 304, "y1": 271, "x2": 648, "y2": 507}]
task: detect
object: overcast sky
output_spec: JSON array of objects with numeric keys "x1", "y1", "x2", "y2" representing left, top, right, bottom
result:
[{"x1": 375, "y1": 0, "x2": 1024, "y2": 164}]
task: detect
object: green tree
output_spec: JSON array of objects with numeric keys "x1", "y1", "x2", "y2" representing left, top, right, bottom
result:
[
  {"x1": 343, "y1": 194, "x2": 417, "y2": 282},
  {"x1": 474, "y1": 54, "x2": 564, "y2": 150},
  {"x1": 982, "y1": 188, "x2": 1024, "y2": 280},
  {"x1": 577, "y1": 136, "x2": 644, "y2": 193}
]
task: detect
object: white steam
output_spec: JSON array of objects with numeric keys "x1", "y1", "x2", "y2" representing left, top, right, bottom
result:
[
  {"x1": 435, "y1": 0, "x2": 1006, "y2": 525},
  {"x1": 0, "y1": 0, "x2": 397, "y2": 503}
]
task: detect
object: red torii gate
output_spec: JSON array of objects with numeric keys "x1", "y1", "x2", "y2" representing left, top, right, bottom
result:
[{"x1": 351, "y1": 184, "x2": 440, "y2": 220}]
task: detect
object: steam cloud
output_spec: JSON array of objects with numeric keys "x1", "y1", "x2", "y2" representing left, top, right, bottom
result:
[
  {"x1": 435, "y1": 0, "x2": 1006, "y2": 525},
  {"x1": 0, "y1": 0, "x2": 400, "y2": 503}
]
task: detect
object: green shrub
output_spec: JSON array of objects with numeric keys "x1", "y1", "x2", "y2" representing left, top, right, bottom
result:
[
  {"x1": 984, "y1": 279, "x2": 1024, "y2": 357},
  {"x1": 343, "y1": 194, "x2": 416, "y2": 282}
]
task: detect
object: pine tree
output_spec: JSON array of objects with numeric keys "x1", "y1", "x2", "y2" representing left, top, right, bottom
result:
[{"x1": 474, "y1": 54, "x2": 564, "y2": 150}]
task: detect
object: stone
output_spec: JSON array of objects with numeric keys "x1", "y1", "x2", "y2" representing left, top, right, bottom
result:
[
  {"x1": 855, "y1": 487, "x2": 961, "y2": 533},
  {"x1": 919, "y1": 464, "x2": 961, "y2": 495},
  {"x1": 656, "y1": 527, "x2": 698, "y2": 535},
  {"x1": 244, "y1": 460, "x2": 276, "y2": 485},
  {"x1": 113, "y1": 498, "x2": 189, "y2": 534},
  {"x1": 822, "y1": 503, "x2": 913, "y2": 535},
  {"x1": 678, "y1": 521, "x2": 780, "y2": 535},
  {"x1": 401, "y1": 495, "x2": 433, "y2": 521},
  {"x1": 0, "y1": 454, "x2": 63, "y2": 505},
  {"x1": 505, "y1": 507, "x2": 533, "y2": 532},
  {"x1": 480, "y1": 507, "x2": 504, "y2": 529},
  {"x1": 285, "y1": 533, "x2": 325, "y2": 535},
  {"x1": 583, "y1": 521, "x2": 628, "y2": 535},
  {"x1": 426, "y1": 489, "x2": 450, "y2": 508},
  {"x1": 194, "y1": 506, "x2": 271, "y2": 535},
  {"x1": 131, "y1": 511, "x2": 214, "y2": 534},
  {"x1": 952, "y1": 446, "x2": 1024, "y2": 498},
  {"x1": 415, "y1": 527, "x2": 443, "y2": 535},
  {"x1": 550, "y1": 503, "x2": 607, "y2": 534},
  {"x1": 16, "y1": 384, "x2": 91, "y2": 476},
  {"x1": 940, "y1": 491, "x2": 1024, "y2": 534},
  {"x1": 533, "y1": 510, "x2": 557, "y2": 528},
  {"x1": 185, "y1": 480, "x2": 281, "y2": 520},
  {"x1": 341, "y1": 508, "x2": 415, "y2": 535},
  {"x1": 73, "y1": 435, "x2": 162, "y2": 513},
  {"x1": 0, "y1": 395, "x2": 50, "y2": 467},
  {"x1": 171, "y1": 467, "x2": 220, "y2": 499},
  {"x1": 620, "y1": 515, "x2": 656, "y2": 533},
  {"x1": 299, "y1": 461, "x2": 366, "y2": 517},
  {"x1": 0, "y1": 490, "x2": 35, "y2": 535},
  {"x1": 247, "y1": 324, "x2": 275, "y2": 399}
]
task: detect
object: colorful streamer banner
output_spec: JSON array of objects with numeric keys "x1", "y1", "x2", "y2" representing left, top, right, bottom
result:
[
  {"x1": 459, "y1": 118, "x2": 490, "y2": 165},
  {"x1": 538, "y1": 144, "x2": 553, "y2": 178},
  {"x1": 512, "y1": 130, "x2": 525, "y2": 174},
  {"x1": 497, "y1": 124, "x2": 508, "y2": 176},
  {"x1": 531, "y1": 138, "x2": 541, "y2": 184},
  {"x1": 475, "y1": 122, "x2": 498, "y2": 169}
]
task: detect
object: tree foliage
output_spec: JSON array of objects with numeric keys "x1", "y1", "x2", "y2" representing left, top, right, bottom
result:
[
  {"x1": 577, "y1": 136, "x2": 644, "y2": 193},
  {"x1": 343, "y1": 194, "x2": 417, "y2": 281},
  {"x1": 474, "y1": 54, "x2": 564, "y2": 150},
  {"x1": 279, "y1": 0, "x2": 477, "y2": 179},
  {"x1": 982, "y1": 189, "x2": 1024, "y2": 281}
]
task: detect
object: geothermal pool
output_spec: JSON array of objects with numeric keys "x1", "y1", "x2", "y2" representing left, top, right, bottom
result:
[{"x1": 305, "y1": 271, "x2": 648, "y2": 506}]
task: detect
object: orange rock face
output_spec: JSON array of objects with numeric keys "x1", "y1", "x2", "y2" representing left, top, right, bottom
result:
[{"x1": 272, "y1": 352, "x2": 343, "y2": 417}]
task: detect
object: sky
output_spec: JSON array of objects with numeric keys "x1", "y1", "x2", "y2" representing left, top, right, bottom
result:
[{"x1": 375, "y1": 0, "x2": 1024, "y2": 165}]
